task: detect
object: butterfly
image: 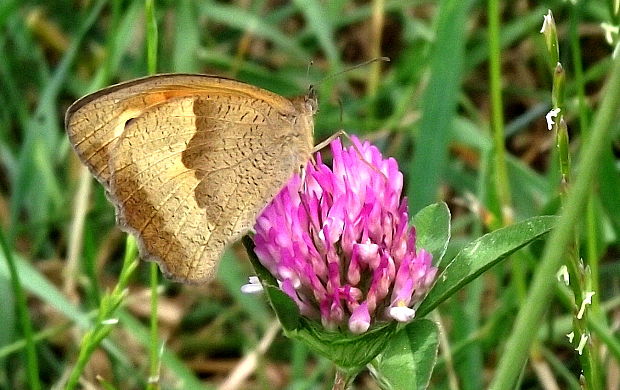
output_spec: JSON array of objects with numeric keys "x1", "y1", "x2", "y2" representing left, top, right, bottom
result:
[{"x1": 66, "y1": 74, "x2": 316, "y2": 283}]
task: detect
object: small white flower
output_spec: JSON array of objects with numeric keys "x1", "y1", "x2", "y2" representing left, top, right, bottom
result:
[
  {"x1": 387, "y1": 306, "x2": 416, "y2": 322},
  {"x1": 545, "y1": 108, "x2": 561, "y2": 130},
  {"x1": 575, "y1": 334, "x2": 588, "y2": 355},
  {"x1": 577, "y1": 291, "x2": 595, "y2": 319},
  {"x1": 601, "y1": 23, "x2": 619, "y2": 45},
  {"x1": 147, "y1": 375, "x2": 160, "y2": 384},
  {"x1": 567, "y1": 331, "x2": 575, "y2": 343},
  {"x1": 101, "y1": 318, "x2": 119, "y2": 325},
  {"x1": 241, "y1": 276, "x2": 264, "y2": 294},
  {"x1": 540, "y1": 10, "x2": 553, "y2": 34},
  {"x1": 556, "y1": 265, "x2": 570, "y2": 285}
]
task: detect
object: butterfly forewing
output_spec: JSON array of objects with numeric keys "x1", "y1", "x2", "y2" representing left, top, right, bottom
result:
[{"x1": 66, "y1": 74, "x2": 315, "y2": 283}]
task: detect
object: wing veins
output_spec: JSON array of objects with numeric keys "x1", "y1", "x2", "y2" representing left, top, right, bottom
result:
[{"x1": 116, "y1": 140, "x2": 278, "y2": 205}]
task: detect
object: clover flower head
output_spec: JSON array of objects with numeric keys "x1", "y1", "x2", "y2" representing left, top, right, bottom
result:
[{"x1": 253, "y1": 136, "x2": 437, "y2": 334}]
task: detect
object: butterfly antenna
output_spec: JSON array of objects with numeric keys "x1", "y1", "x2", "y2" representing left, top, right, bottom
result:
[
  {"x1": 315, "y1": 57, "x2": 390, "y2": 86},
  {"x1": 306, "y1": 60, "x2": 314, "y2": 86}
]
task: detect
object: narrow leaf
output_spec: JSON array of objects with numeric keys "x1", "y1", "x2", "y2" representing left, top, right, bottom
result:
[
  {"x1": 291, "y1": 319, "x2": 397, "y2": 369},
  {"x1": 370, "y1": 319, "x2": 439, "y2": 390},
  {"x1": 412, "y1": 202, "x2": 451, "y2": 264},
  {"x1": 408, "y1": 0, "x2": 475, "y2": 212},
  {"x1": 417, "y1": 215, "x2": 557, "y2": 316},
  {"x1": 199, "y1": 3, "x2": 308, "y2": 60}
]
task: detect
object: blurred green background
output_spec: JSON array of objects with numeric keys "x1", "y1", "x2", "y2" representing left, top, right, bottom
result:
[{"x1": 0, "y1": 0, "x2": 619, "y2": 389}]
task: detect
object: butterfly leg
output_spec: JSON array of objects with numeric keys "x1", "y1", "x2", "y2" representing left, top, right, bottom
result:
[
  {"x1": 314, "y1": 130, "x2": 388, "y2": 181},
  {"x1": 311, "y1": 129, "x2": 348, "y2": 153}
]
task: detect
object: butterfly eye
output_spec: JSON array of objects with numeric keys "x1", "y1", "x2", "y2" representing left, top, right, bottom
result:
[{"x1": 124, "y1": 117, "x2": 137, "y2": 130}]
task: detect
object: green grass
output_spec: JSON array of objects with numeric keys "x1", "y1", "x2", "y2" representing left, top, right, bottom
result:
[{"x1": 1, "y1": 0, "x2": 619, "y2": 389}]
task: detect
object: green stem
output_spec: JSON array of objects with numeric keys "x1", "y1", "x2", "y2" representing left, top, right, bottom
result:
[
  {"x1": 368, "y1": 0, "x2": 385, "y2": 98},
  {"x1": 65, "y1": 237, "x2": 139, "y2": 390},
  {"x1": 0, "y1": 320, "x2": 77, "y2": 359},
  {"x1": 332, "y1": 368, "x2": 357, "y2": 390},
  {"x1": 487, "y1": 0, "x2": 512, "y2": 224},
  {"x1": 570, "y1": 0, "x2": 601, "y2": 317},
  {"x1": 551, "y1": 7, "x2": 600, "y2": 386},
  {"x1": 147, "y1": 263, "x2": 160, "y2": 389},
  {"x1": 488, "y1": 0, "x2": 530, "y2": 332},
  {"x1": 489, "y1": 54, "x2": 620, "y2": 390},
  {"x1": 145, "y1": 0, "x2": 158, "y2": 76},
  {"x1": 0, "y1": 228, "x2": 41, "y2": 390}
]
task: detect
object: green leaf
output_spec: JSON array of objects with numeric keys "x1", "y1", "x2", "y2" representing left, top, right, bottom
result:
[
  {"x1": 417, "y1": 215, "x2": 558, "y2": 317},
  {"x1": 408, "y1": 0, "x2": 476, "y2": 212},
  {"x1": 292, "y1": 0, "x2": 341, "y2": 70},
  {"x1": 599, "y1": 147, "x2": 620, "y2": 234},
  {"x1": 369, "y1": 319, "x2": 439, "y2": 390},
  {"x1": 173, "y1": 0, "x2": 201, "y2": 73},
  {"x1": 265, "y1": 285, "x2": 301, "y2": 332},
  {"x1": 412, "y1": 202, "x2": 451, "y2": 264},
  {"x1": 198, "y1": 3, "x2": 308, "y2": 61},
  {"x1": 290, "y1": 319, "x2": 397, "y2": 370}
]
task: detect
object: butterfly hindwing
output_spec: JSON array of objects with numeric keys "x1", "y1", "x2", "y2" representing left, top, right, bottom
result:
[{"x1": 66, "y1": 74, "x2": 315, "y2": 283}]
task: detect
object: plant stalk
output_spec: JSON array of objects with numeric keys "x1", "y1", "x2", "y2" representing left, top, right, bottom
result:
[{"x1": 489, "y1": 51, "x2": 620, "y2": 390}]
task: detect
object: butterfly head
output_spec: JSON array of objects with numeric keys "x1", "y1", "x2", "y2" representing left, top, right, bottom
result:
[{"x1": 305, "y1": 85, "x2": 318, "y2": 115}]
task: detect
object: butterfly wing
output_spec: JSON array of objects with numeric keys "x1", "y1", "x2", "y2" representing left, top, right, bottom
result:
[{"x1": 66, "y1": 74, "x2": 314, "y2": 283}]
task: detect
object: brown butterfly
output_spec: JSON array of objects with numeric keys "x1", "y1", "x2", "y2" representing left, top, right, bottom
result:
[{"x1": 66, "y1": 74, "x2": 316, "y2": 283}]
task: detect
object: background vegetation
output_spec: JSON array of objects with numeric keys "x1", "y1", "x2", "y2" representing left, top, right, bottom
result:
[{"x1": 0, "y1": 0, "x2": 619, "y2": 388}]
